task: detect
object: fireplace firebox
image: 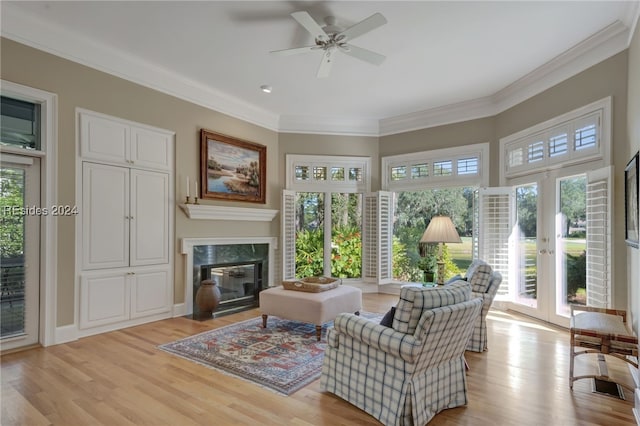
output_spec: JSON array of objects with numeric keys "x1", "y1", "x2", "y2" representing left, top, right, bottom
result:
[
  {"x1": 190, "y1": 242, "x2": 269, "y2": 320},
  {"x1": 198, "y1": 261, "x2": 263, "y2": 316}
]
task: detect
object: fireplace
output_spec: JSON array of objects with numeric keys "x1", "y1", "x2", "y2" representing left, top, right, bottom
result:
[
  {"x1": 198, "y1": 261, "x2": 263, "y2": 316},
  {"x1": 180, "y1": 237, "x2": 277, "y2": 318}
]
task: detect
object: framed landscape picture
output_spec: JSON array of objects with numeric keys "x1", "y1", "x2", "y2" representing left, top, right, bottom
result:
[
  {"x1": 200, "y1": 129, "x2": 266, "y2": 203},
  {"x1": 625, "y1": 151, "x2": 639, "y2": 248}
]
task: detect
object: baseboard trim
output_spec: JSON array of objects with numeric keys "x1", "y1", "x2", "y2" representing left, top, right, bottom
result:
[
  {"x1": 173, "y1": 303, "x2": 186, "y2": 317},
  {"x1": 54, "y1": 324, "x2": 78, "y2": 345}
]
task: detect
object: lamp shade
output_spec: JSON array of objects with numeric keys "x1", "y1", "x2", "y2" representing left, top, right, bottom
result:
[{"x1": 420, "y1": 216, "x2": 462, "y2": 244}]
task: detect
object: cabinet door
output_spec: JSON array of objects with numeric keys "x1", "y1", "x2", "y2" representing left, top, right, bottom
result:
[
  {"x1": 130, "y1": 126, "x2": 172, "y2": 171},
  {"x1": 82, "y1": 163, "x2": 130, "y2": 270},
  {"x1": 80, "y1": 113, "x2": 130, "y2": 164},
  {"x1": 130, "y1": 169, "x2": 169, "y2": 266},
  {"x1": 130, "y1": 268, "x2": 171, "y2": 318},
  {"x1": 79, "y1": 271, "x2": 130, "y2": 329}
]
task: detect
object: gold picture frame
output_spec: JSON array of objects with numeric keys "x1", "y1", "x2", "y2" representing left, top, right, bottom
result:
[{"x1": 200, "y1": 129, "x2": 266, "y2": 203}]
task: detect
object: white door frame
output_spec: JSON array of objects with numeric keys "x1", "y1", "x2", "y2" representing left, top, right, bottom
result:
[{"x1": 1, "y1": 80, "x2": 58, "y2": 347}]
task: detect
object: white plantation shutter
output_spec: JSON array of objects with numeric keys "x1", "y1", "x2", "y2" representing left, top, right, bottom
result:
[
  {"x1": 478, "y1": 187, "x2": 515, "y2": 298},
  {"x1": 585, "y1": 166, "x2": 612, "y2": 308},
  {"x1": 363, "y1": 191, "x2": 393, "y2": 284},
  {"x1": 472, "y1": 189, "x2": 480, "y2": 260},
  {"x1": 282, "y1": 190, "x2": 296, "y2": 281}
]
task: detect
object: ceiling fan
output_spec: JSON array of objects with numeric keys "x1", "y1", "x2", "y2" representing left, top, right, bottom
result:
[{"x1": 270, "y1": 11, "x2": 387, "y2": 78}]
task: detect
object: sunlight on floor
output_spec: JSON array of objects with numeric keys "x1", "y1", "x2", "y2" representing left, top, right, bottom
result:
[{"x1": 487, "y1": 309, "x2": 561, "y2": 333}]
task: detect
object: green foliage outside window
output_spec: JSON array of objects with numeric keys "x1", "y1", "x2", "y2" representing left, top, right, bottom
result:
[{"x1": 0, "y1": 168, "x2": 24, "y2": 258}]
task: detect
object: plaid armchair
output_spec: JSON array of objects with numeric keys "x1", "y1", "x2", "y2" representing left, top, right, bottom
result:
[
  {"x1": 463, "y1": 260, "x2": 502, "y2": 352},
  {"x1": 320, "y1": 281, "x2": 482, "y2": 426}
]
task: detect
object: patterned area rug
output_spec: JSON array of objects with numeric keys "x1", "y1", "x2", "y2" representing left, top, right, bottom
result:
[{"x1": 159, "y1": 314, "x2": 380, "y2": 395}]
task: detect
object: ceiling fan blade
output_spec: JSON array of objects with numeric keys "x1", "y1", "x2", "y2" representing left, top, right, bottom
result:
[
  {"x1": 338, "y1": 13, "x2": 387, "y2": 42},
  {"x1": 317, "y1": 50, "x2": 333, "y2": 78},
  {"x1": 342, "y1": 44, "x2": 386, "y2": 66},
  {"x1": 291, "y1": 11, "x2": 329, "y2": 41},
  {"x1": 270, "y1": 46, "x2": 318, "y2": 56}
]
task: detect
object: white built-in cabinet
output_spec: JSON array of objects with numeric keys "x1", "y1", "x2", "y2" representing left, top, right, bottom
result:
[{"x1": 78, "y1": 110, "x2": 174, "y2": 333}]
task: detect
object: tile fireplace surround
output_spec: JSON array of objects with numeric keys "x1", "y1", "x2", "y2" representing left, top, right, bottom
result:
[{"x1": 180, "y1": 237, "x2": 278, "y2": 317}]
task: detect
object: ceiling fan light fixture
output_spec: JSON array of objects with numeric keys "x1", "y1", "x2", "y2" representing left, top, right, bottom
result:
[
  {"x1": 260, "y1": 85, "x2": 272, "y2": 94},
  {"x1": 270, "y1": 11, "x2": 387, "y2": 78}
]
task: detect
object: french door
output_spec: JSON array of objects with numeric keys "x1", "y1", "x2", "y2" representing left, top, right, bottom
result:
[
  {"x1": 504, "y1": 164, "x2": 610, "y2": 327},
  {"x1": 0, "y1": 155, "x2": 41, "y2": 350}
]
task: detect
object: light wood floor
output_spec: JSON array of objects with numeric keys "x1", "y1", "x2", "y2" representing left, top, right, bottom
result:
[{"x1": 1, "y1": 293, "x2": 637, "y2": 425}]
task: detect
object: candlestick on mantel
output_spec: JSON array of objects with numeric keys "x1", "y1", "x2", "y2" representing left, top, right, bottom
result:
[
  {"x1": 195, "y1": 180, "x2": 198, "y2": 197},
  {"x1": 185, "y1": 176, "x2": 190, "y2": 204}
]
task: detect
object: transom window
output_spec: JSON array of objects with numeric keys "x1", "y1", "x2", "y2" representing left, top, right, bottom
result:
[
  {"x1": 383, "y1": 143, "x2": 489, "y2": 190},
  {"x1": 1, "y1": 96, "x2": 41, "y2": 151},
  {"x1": 502, "y1": 105, "x2": 606, "y2": 178},
  {"x1": 287, "y1": 155, "x2": 370, "y2": 192}
]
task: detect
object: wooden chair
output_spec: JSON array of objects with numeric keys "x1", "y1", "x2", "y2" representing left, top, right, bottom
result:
[{"x1": 569, "y1": 305, "x2": 638, "y2": 394}]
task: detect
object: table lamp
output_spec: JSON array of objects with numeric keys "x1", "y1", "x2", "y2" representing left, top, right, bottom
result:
[{"x1": 419, "y1": 216, "x2": 462, "y2": 285}]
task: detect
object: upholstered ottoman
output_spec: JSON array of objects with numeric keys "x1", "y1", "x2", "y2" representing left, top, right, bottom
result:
[{"x1": 260, "y1": 285, "x2": 362, "y2": 341}]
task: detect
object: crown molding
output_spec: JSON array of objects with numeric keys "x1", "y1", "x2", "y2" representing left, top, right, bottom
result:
[
  {"x1": 626, "y1": 1, "x2": 640, "y2": 46},
  {"x1": 491, "y1": 20, "x2": 629, "y2": 114},
  {"x1": 1, "y1": 3, "x2": 634, "y2": 137},
  {"x1": 380, "y1": 19, "x2": 631, "y2": 136},
  {"x1": 0, "y1": 3, "x2": 280, "y2": 132},
  {"x1": 278, "y1": 114, "x2": 380, "y2": 136},
  {"x1": 379, "y1": 96, "x2": 496, "y2": 136}
]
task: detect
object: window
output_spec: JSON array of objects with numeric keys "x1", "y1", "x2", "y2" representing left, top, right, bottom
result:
[
  {"x1": 549, "y1": 133, "x2": 568, "y2": 157},
  {"x1": 457, "y1": 158, "x2": 478, "y2": 175},
  {"x1": 575, "y1": 124, "x2": 596, "y2": 151},
  {"x1": 527, "y1": 141, "x2": 544, "y2": 163},
  {"x1": 502, "y1": 101, "x2": 607, "y2": 178},
  {"x1": 383, "y1": 142, "x2": 488, "y2": 191},
  {"x1": 411, "y1": 163, "x2": 429, "y2": 179},
  {"x1": 1, "y1": 96, "x2": 41, "y2": 151},
  {"x1": 393, "y1": 187, "x2": 475, "y2": 283},
  {"x1": 433, "y1": 160, "x2": 453, "y2": 176},
  {"x1": 391, "y1": 166, "x2": 406, "y2": 181},
  {"x1": 382, "y1": 143, "x2": 489, "y2": 284},
  {"x1": 295, "y1": 165, "x2": 309, "y2": 181},
  {"x1": 284, "y1": 155, "x2": 371, "y2": 280},
  {"x1": 331, "y1": 167, "x2": 344, "y2": 181}
]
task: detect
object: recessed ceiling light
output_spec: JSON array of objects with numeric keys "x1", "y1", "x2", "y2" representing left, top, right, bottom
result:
[{"x1": 260, "y1": 85, "x2": 272, "y2": 94}]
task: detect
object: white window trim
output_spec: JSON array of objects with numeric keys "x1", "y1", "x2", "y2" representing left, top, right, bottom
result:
[
  {"x1": 382, "y1": 142, "x2": 490, "y2": 191},
  {"x1": 284, "y1": 154, "x2": 372, "y2": 281},
  {"x1": 499, "y1": 97, "x2": 611, "y2": 183},
  {"x1": 1, "y1": 80, "x2": 58, "y2": 346},
  {"x1": 285, "y1": 154, "x2": 371, "y2": 193}
]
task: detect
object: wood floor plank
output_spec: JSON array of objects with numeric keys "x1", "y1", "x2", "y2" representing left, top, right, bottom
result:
[{"x1": 1, "y1": 293, "x2": 636, "y2": 425}]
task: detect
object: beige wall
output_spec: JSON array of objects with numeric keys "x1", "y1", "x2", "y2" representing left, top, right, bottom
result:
[
  {"x1": 627, "y1": 23, "x2": 640, "y2": 334},
  {"x1": 380, "y1": 52, "x2": 630, "y2": 309},
  {"x1": 2, "y1": 34, "x2": 636, "y2": 331},
  {"x1": 1, "y1": 38, "x2": 279, "y2": 326}
]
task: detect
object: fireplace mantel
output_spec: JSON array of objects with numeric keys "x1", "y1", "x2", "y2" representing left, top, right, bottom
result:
[{"x1": 180, "y1": 204, "x2": 278, "y2": 221}]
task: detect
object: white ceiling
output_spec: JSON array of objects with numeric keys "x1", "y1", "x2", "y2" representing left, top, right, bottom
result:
[{"x1": 2, "y1": 1, "x2": 639, "y2": 135}]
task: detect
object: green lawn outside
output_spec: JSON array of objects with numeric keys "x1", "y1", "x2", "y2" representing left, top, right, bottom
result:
[{"x1": 447, "y1": 237, "x2": 586, "y2": 273}]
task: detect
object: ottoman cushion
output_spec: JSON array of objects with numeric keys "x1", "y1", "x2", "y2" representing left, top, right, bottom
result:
[{"x1": 260, "y1": 285, "x2": 362, "y2": 325}]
